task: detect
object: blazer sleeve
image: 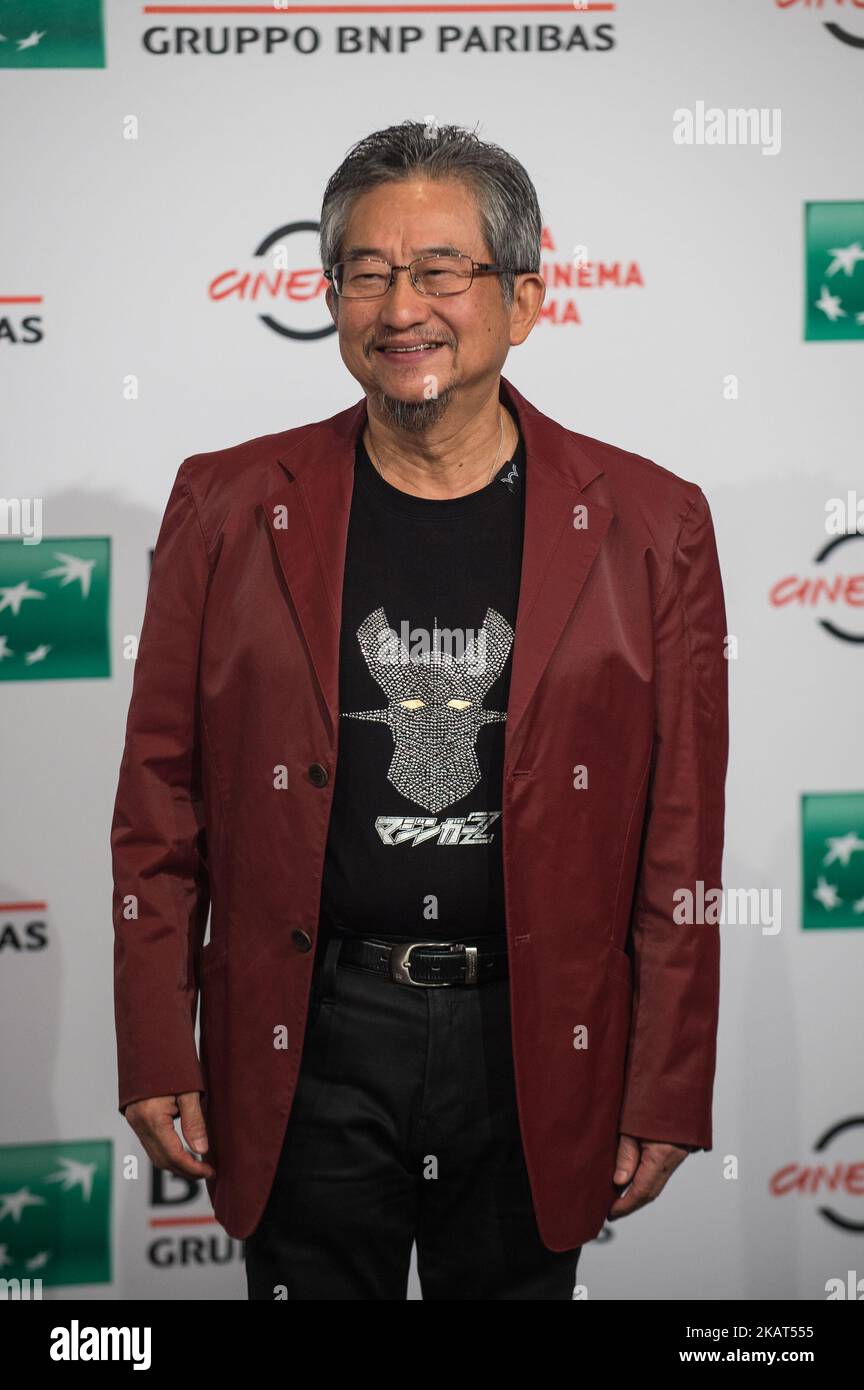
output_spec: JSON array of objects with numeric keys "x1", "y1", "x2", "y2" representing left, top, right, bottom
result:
[
  {"x1": 617, "y1": 487, "x2": 729, "y2": 1150},
  {"x1": 110, "y1": 462, "x2": 212, "y2": 1113}
]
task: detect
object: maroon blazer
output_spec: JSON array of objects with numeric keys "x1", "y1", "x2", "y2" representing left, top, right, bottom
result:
[{"x1": 111, "y1": 374, "x2": 729, "y2": 1252}]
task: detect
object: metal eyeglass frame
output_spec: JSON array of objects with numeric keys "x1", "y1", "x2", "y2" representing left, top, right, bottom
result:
[{"x1": 323, "y1": 254, "x2": 534, "y2": 298}]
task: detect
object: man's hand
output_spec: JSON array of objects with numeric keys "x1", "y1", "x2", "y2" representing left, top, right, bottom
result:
[
  {"x1": 607, "y1": 1133, "x2": 694, "y2": 1220},
  {"x1": 123, "y1": 1091, "x2": 215, "y2": 1182}
]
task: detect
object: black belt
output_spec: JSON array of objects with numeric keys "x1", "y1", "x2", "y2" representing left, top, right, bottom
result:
[{"x1": 330, "y1": 934, "x2": 509, "y2": 987}]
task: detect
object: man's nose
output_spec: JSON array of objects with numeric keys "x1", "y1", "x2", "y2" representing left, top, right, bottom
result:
[{"x1": 379, "y1": 267, "x2": 431, "y2": 323}]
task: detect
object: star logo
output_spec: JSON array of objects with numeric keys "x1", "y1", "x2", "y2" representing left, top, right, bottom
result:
[
  {"x1": 805, "y1": 203, "x2": 864, "y2": 341},
  {"x1": 0, "y1": 539, "x2": 110, "y2": 681},
  {"x1": 802, "y1": 794, "x2": 864, "y2": 931}
]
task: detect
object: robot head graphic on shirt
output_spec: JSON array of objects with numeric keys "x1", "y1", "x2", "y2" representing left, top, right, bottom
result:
[{"x1": 343, "y1": 605, "x2": 515, "y2": 814}]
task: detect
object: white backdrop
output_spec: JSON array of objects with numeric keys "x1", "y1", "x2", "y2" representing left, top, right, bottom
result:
[{"x1": 1, "y1": 0, "x2": 862, "y2": 1300}]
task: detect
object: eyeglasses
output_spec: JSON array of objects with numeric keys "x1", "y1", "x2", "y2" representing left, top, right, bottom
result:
[{"x1": 324, "y1": 254, "x2": 532, "y2": 299}]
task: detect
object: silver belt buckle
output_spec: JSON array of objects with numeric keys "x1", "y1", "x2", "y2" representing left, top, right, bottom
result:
[{"x1": 389, "y1": 941, "x2": 479, "y2": 986}]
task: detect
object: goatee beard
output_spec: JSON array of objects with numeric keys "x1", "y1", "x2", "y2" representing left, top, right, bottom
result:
[{"x1": 374, "y1": 383, "x2": 457, "y2": 433}]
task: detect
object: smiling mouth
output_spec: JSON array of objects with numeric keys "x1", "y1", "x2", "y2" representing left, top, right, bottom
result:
[{"x1": 376, "y1": 342, "x2": 447, "y2": 356}]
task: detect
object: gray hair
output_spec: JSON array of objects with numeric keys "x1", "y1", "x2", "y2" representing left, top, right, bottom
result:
[{"x1": 319, "y1": 120, "x2": 543, "y2": 307}]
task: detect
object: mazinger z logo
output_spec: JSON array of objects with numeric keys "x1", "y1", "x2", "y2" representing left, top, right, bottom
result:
[{"x1": 343, "y1": 605, "x2": 515, "y2": 815}]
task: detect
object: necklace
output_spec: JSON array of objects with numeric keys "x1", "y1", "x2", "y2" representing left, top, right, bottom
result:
[{"x1": 366, "y1": 407, "x2": 506, "y2": 492}]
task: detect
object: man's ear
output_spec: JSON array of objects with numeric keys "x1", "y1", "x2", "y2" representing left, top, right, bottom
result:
[{"x1": 325, "y1": 284, "x2": 338, "y2": 325}]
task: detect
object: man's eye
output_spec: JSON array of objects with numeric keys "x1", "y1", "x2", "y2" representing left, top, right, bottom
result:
[
  {"x1": 447, "y1": 699, "x2": 472, "y2": 710},
  {"x1": 399, "y1": 698, "x2": 425, "y2": 710}
]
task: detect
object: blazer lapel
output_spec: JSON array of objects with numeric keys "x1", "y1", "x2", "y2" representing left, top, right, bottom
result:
[
  {"x1": 259, "y1": 375, "x2": 614, "y2": 753},
  {"x1": 500, "y1": 379, "x2": 614, "y2": 762},
  {"x1": 260, "y1": 402, "x2": 362, "y2": 743}
]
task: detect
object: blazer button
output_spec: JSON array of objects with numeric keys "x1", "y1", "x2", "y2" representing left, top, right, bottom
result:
[
  {"x1": 308, "y1": 762, "x2": 329, "y2": 787},
  {"x1": 291, "y1": 929, "x2": 313, "y2": 953}
]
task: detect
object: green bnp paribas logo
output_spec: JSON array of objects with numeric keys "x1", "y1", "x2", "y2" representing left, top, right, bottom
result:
[
  {"x1": 802, "y1": 793, "x2": 864, "y2": 931},
  {"x1": 0, "y1": 0, "x2": 105, "y2": 69},
  {"x1": 804, "y1": 201, "x2": 864, "y2": 341},
  {"x1": 0, "y1": 538, "x2": 110, "y2": 680},
  {"x1": 0, "y1": 1140, "x2": 111, "y2": 1289}
]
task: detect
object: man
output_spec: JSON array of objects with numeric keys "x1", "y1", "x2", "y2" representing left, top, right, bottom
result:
[{"x1": 112, "y1": 121, "x2": 729, "y2": 1301}]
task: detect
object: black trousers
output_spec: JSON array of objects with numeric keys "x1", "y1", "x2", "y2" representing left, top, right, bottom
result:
[{"x1": 244, "y1": 936, "x2": 582, "y2": 1300}]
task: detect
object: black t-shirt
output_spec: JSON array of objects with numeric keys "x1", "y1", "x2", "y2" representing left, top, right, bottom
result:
[{"x1": 318, "y1": 425, "x2": 526, "y2": 943}]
